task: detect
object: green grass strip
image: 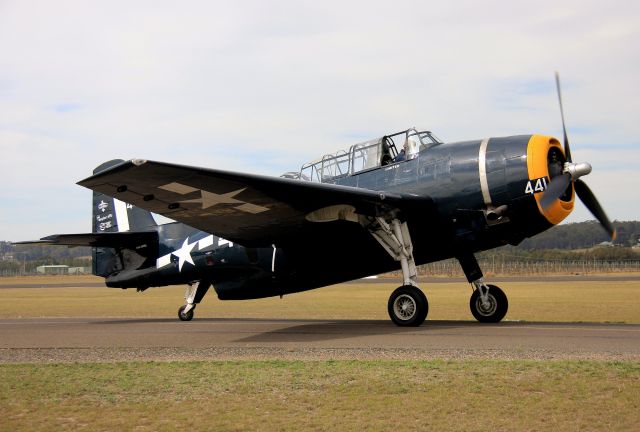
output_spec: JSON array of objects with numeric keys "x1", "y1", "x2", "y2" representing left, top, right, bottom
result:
[{"x1": 1, "y1": 360, "x2": 639, "y2": 431}]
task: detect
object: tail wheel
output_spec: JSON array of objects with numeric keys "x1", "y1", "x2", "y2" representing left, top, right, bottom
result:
[
  {"x1": 178, "y1": 305, "x2": 195, "y2": 321},
  {"x1": 470, "y1": 284, "x2": 508, "y2": 323},
  {"x1": 388, "y1": 285, "x2": 428, "y2": 327}
]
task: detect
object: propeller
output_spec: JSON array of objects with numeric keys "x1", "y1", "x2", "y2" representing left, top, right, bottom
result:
[{"x1": 540, "y1": 73, "x2": 616, "y2": 240}]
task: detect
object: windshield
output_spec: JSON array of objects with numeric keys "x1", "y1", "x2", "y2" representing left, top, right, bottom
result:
[{"x1": 417, "y1": 131, "x2": 442, "y2": 148}]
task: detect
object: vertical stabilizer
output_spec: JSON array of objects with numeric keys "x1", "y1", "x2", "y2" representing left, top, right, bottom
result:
[
  {"x1": 91, "y1": 159, "x2": 157, "y2": 276},
  {"x1": 92, "y1": 160, "x2": 157, "y2": 234}
]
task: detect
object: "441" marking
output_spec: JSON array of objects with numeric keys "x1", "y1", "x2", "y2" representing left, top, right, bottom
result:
[{"x1": 525, "y1": 177, "x2": 549, "y2": 195}]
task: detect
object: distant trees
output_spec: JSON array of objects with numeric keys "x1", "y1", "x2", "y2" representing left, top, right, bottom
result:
[
  {"x1": 518, "y1": 221, "x2": 640, "y2": 250},
  {"x1": 0, "y1": 241, "x2": 13, "y2": 255},
  {"x1": 8, "y1": 244, "x2": 92, "y2": 261},
  {"x1": 479, "y1": 244, "x2": 639, "y2": 262}
]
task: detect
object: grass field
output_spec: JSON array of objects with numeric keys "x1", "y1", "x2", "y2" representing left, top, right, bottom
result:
[
  {"x1": 1, "y1": 276, "x2": 639, "y2": 323},
  {"x1": 1, "y1": 360, "x2": 639, "y2": 431}
]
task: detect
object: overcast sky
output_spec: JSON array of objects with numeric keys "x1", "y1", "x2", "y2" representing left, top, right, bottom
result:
[{"x1": 1, "y1": 0, "x2": 638, "y2": 241}]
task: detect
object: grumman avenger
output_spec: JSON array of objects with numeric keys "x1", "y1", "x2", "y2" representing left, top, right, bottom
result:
[{"x1": 20, "y1": 75, "x2": 614, "y2": 326}]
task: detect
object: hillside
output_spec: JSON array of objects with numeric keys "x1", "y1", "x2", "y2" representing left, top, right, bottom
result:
[{"x1": 518, "y1": 221, "x2": 640, "y2": 250}]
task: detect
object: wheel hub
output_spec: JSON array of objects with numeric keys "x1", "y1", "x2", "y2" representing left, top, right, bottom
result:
[
  {"x1": 394, "y1": 294, "x2": 416, "y2": 320},
  {"x1": 476, "y1": 294, "x2": 497, "y2": 316}
]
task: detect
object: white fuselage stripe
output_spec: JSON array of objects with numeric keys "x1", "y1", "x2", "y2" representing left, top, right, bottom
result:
[
  {"x1": 113, "y1": 199, "x2": 130, "y2": 232},
  {"x1": 271, "y1": 244, "x2": 276, "y2": 273},
  {"x1": 478, "y1": 138, "x2": 492, "y2": 207},
  {"x1": 198, "y1": 235, "x2": 214, "y2": 250}
]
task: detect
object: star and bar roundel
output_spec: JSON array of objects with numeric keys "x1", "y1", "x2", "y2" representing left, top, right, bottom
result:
[{"x1": 158, "y1": 182, "x2": 269, "y2": 214}]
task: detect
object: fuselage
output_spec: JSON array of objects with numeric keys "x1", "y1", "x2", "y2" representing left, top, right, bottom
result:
[{"x1": 104, "y1": 133, "x2": 574, "y2": 301}]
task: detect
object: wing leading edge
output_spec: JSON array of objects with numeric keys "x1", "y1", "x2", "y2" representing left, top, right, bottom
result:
[{"x1": 78, "y1": 159, "x2": 435, "y2": 246}]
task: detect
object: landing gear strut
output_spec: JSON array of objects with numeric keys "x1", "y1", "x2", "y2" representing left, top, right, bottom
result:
[
  {"x1": 178, "y1": 280, "x2": 211, "y2": 321},
  {"x1": 457, "y1": 253, "x2": 508, "y2": 323},
  {"x1": 364, "y1": 217, "x2": 428, "y2": 326}
]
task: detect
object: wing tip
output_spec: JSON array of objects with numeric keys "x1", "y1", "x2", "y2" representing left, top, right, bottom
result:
[{"x1": 77, "y1": 159, "x2": 144, "y2": 187}]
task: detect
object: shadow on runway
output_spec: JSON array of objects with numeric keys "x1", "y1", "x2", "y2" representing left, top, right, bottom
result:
[
  {"x1": 91, "y1": 318, "x2": 492, "y2": 343},
  {"x1": 89, "y1": 317, "x2": 637, "y2": 343},
  {"x1": 229, "y1": 320, "x2": 561, "y2": 343},
  {"x1": 232, "y1": 320, "x2": 450, "y2": 343}
]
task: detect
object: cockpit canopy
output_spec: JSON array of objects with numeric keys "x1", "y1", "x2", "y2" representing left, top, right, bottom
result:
[{"x1": 297, "y1": 128, "x2": 442, "y2": 183}]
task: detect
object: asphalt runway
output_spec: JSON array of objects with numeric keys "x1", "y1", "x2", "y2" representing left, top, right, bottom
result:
[{"x1": 1, "y1": 317, "x2": 638, "y2": 362}]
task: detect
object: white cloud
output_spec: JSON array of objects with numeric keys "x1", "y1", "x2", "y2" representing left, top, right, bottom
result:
[{"x1": 1, "y1": 0, "x2": 638, "y2": 240}]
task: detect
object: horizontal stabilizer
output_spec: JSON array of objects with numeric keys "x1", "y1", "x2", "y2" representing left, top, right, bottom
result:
[{"x1": 15, "y1": 231, "x2": 158, "y2": 248}]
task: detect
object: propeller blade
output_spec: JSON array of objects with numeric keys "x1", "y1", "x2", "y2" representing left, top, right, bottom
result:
[
  {"x1": 555, "y1": 72, "x2": 572, "y2": 162},
  {"x1": 541, "y1": 173, "x2": 571, "y2": 209},
  {"x1": 574, "y1": 179, "x2": 616, "y2": 240}
]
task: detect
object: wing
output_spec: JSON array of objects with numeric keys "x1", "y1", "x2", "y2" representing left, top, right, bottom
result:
[{"x1": 78, "y1": 159, "x2": 435, "y2": 246}]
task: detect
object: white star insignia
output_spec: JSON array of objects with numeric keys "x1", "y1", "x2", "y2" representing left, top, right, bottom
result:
[
  {"x1": 156, "y1": 235, "x2": 215, "y2": 272},
  {"x1": 173, "y1": 238, "x2": 197, "y2": 271}
]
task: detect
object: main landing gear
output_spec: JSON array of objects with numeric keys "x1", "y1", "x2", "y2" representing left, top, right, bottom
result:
[
  {"x1": 365, "y1": 217, "x2": 428, "y2": 327},
  {"x1": 178, "y1": 280, "x2": 211, "y2": 321}
]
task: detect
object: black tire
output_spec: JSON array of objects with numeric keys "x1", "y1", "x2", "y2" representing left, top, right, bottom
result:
[
  {"x1": 388, "y1": 285, "x2": 428, "y2": 327},
  {"x1": 470, "y1": 284, "x2": 508, "y2": 323},
  {"x1": 178, "y1": 305, "x2": 195, "y2": 321}
]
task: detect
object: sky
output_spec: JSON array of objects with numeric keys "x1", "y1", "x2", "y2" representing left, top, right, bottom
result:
[{"x1": 1, "y1": 0, "x2": 638, "y2": 241}]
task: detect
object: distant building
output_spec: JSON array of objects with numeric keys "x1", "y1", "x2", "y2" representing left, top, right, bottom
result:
[
  {"x1": 36, "y1": 265, "x2": 91, "y2": 275},
  {"x1": 36, "y1": 265, "x2": 69, "y2": 275},
  {"x1": 36, "y1": 265, "x2": 92, "y2": 275}
]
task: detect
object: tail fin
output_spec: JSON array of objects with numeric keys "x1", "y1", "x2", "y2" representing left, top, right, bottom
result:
[
  {"x1": 92, "y1": 160, "x2": 157, "y2": 234},
  {"x1": 92, "y1": 159, "x2": 158, "y2": 276}
]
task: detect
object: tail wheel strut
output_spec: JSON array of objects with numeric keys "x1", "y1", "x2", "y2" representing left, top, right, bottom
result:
[{"x1": 178, "y1": 280, "x2": 211, "y2": 322}]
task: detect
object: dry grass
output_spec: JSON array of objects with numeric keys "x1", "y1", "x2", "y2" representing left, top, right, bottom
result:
[
  {"x1": 0, "y1": 275, "x2": 102, "y2": 286},
  {"x1": 0, "y1": 360, "x2": 638, "y2": 432},
  {"x1": 0, "y1": 277, "x2": 639, "y2": 323}
]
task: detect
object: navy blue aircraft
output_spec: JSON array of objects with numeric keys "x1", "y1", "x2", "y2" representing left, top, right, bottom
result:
[{"x1": 22, "y1": 76, "x2": 614, "y2": 326}]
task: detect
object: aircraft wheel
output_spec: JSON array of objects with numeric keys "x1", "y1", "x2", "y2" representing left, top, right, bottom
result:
[
  {"x1": 388, "y1": 285, "x2": 428, "y2": 327},
  {"x1": 470, "y1": 284, "x2": 508, "y2": 323},
  {"x1": 178, "y1": 305, "x2": 195, "y2": 321}
]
